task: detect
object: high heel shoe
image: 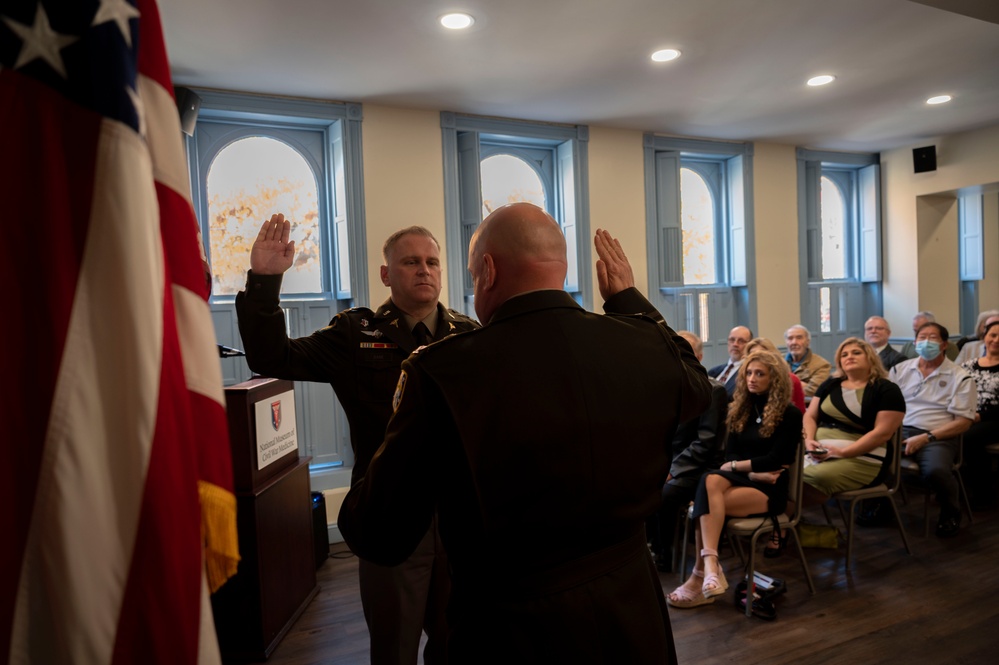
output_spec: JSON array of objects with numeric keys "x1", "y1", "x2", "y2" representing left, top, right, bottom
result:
[
  {"x1": 700, "y1": 548, "x2": 728, "y2": 598},
  {"x1": 666, "y1": 567, "x2": 715, "y2": 608},
  {"x1": 763, "y1": 529, "x2": 786, "y2": 559}
]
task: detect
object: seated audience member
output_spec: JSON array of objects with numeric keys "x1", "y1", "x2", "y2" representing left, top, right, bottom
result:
[
  {"x1": 955, "y1": 309, "x2": 999, "y2": 352},
  {"x1": 784, "y1": 325, "x2": 831, "y2": 399},
  {"x1": 900, "y1": 311, "x2": 959, "y2": 361},
  {"x1": 801, "y1": 338, "x2": 906, "y2": 511},
  {"x1": 339, "y1": 204, "x2": 713, "y2": 663},
  {"x1": 746, "y1": 337, "x2": 806, "y2": 412},
  {"x1": 864, "y1": 315, "x2": 907, "y2": 370},
  {"x1": 888, "y1": 322, "x2": 977, "y2": 537},
  {"x1": 960, "y1": 320, "x2": 999, "y2": 509},
  {"x1": 667, "y1": 351, "x2": 800, "y2": 608},
  {"x1": 708, "y1": 326, "x2": 753, "y2": 397},
  {"x1": 956, "y1": 312, "x2": 999, "y2": 365},
  {"x1": 649, "y1": 331, "x2": 728, "y2": 572}
]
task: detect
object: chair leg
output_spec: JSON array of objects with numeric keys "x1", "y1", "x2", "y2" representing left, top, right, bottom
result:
[
  {"x1": 956, "y1": 470, "x2": 975, "y2": 526},
  {"x1": 679, "y1": 511, "x2": 691, "y2": 584},
  {"x1": 787, "y1": 527, "x2": 816, "y2": 594},
  {"x1": 886, "y1": 496, "x2": 913, "y2": 555}
]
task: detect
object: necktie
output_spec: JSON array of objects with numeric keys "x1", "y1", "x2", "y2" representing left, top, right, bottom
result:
[
  {"x1": 413, "y1": 322, "x2": 433, "y2": 347},
  {"x1": 718, "y1": 363, "x2": 734, "y2": 383}
]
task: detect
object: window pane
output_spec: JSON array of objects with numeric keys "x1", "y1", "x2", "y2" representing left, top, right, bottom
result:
[
  {"x1": 819, "y1": 286, "x2": 831, "y2": 333},
  {"x1": 480, "y1": 154, "x2": 545, "y2": 217},
  {"x1": 820, "y1": 176, "x2": 846, "y2": 280},
  {"x1": 680, "y1": 168, "x2": 717, "y2": 285},
  {"x1": 206, "y1": 137, "x2": 321, "y2": 295}
]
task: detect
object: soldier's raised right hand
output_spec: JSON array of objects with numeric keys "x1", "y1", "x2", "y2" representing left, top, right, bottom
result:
[{"x1": 250, "y1": 213, "x2": 296, "y2": 275}]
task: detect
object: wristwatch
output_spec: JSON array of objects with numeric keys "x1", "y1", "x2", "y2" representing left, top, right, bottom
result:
[{"x1": 926, "y1": 432, "x2": 937, "y2": 442}]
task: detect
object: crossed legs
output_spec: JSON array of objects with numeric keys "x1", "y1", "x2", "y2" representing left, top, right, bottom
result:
[{"x1": 667, "y1": 473, "x2": 770, "y2": 608}]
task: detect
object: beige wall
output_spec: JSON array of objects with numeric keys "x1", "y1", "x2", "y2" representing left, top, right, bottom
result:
[
  {"x1": 751, "y1": 143, "x2": 800, "y2": 342},
  {"x1": 357, "y1": 104, "x2": 999, "y2": 337},
  {"x1": 586, "y1": 126, "x2": 647, "y2": 299},
  {"x1": 361, "y1": 105, "x2": 446, "y2": 305},
  {"x1": 881, "y1": 124, "x2": 999, "y2": 333}
]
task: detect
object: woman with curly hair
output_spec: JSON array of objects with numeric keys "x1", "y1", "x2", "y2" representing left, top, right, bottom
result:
[{"x1": 667, "y1": 350, "x2": 802, "y2": 608}]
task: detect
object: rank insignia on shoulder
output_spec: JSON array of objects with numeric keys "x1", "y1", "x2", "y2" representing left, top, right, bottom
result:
[{"x1": 392, "y1": 370, "x2": 408, "y2": 412}]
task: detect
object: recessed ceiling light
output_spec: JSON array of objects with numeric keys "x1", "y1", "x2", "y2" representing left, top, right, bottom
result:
[
  {"x1": 651, "y1": 48, "x2": 681, "y2": 62},
  {"x1": 807, "y1": 75, "x2": 835, "y2": 87},
  {"x1": 440, "y1": 13, "x2": 474, "y2": 30},
  {"x1": 927, "y1": 95, "x2": 952, "y2": 105}
]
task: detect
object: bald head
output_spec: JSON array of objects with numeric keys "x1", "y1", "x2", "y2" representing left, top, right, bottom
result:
[{"x1": 468, "y1": 203, "x2": 568, "y2": 323}]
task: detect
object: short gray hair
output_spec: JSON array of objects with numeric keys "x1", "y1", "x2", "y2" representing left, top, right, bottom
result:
[
  {"x1": 784, "y1": 324, "x2": 811, "y2": 342},
  {"x1": 382, "y1": 226, "x2": 440, "y2": 262},
  {"x1": 677, "y1": 330, "x2": 703, "y2": 356}
]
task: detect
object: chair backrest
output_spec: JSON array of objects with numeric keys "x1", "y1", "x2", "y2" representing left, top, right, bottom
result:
[
  {"x1": 785, "y1": 434, "x2": 806, "y2": 526},
  {"x1": 884, "y1": 428, "x2": 904, "y2": 493}
]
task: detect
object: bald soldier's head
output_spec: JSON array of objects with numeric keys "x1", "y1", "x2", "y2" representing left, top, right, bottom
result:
[{"x1": 467, "y1": 203, "x2": 568, "y2": 323}]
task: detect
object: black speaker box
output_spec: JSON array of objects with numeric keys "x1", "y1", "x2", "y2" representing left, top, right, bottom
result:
[
  {"x1": 174, "y1": 86, "x2": 202, "y2": 136},
  {"x1": 913, "y1": 145, "x2": 936, "y2": 173},
  {"x1": 311, "y1": 491, "x2": 330, "y2": 569}
]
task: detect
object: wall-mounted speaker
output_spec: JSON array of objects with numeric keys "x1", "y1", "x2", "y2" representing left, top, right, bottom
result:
[
  {"x1": 913, "y1": 145, "x2": 937, "y2": 173},
  {"x1": 174, "y1": 86, "x2": 202, "y2": 136}
]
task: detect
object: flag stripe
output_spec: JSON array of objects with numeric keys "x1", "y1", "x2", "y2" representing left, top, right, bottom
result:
[{"x1": 11, "y1": 117, "x2": 163, "y2": 663}]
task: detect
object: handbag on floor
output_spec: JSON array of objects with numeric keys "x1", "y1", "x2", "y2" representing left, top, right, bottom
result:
[
  {"x1": 734, "y1": 572, "x2": 786, "y2": 621},
  {"x1": 798, "y1": 522, "x2": 839, "y2": 548}
]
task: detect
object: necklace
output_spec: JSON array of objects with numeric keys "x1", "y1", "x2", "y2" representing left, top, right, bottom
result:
[{"x1": 753, "y1": 404, "x2": 763, "y2": 424}]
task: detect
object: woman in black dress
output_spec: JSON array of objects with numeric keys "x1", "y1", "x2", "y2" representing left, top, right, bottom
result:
[{"x1": 667, "y1": 350, "x2": 802, "y2": 608}]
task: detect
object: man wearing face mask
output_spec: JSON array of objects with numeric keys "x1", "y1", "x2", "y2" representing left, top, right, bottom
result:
[{"x1": 888, "y1": 322, "x2": 977, "y2": 537}]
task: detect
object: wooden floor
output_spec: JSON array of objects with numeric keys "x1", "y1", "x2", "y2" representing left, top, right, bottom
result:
[{"x1": 263, "y1": 496, "x2": 999, "y2": 665}]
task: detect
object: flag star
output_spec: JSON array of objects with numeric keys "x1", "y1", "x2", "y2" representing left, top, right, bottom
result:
[
  {"x1": 3, "y1": 4, "x2": 78, "y2": 79},
  {"x1": 127, "y1": 85, "x2": 147, "y2": 138},
  {"x1": 92, "y1": 0, "x2": 140, "y2": 48}
]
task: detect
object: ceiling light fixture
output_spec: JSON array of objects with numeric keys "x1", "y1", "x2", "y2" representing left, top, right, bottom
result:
[
  {"x1": 926, "y1": 95, "x2": 952, "y2": 105},
  {"x1": 651, "y1": 48, "x2": 681, "y2": 62},
  {"x1": 440, "y1": 13, "x2": 474, "y2": 30},
  {"x1": 807, "y1": 75, "x2": 835, "y2": 87}
]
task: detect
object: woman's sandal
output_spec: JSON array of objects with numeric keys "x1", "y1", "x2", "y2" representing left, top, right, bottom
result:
[
  {"x1": 764, "y1": 529, "x2": 786, "y2": 559},
  {"x1": 666, "y1": 568, "x2": 715, "y2": 609},
  {"x1": 700, "y1": 548, "x2": 729, "y2": 598}
]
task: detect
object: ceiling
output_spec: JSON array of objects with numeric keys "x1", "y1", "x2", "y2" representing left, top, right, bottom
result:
[{"x1": 161, "y1": 0, "x2": 999, "y2": 153}]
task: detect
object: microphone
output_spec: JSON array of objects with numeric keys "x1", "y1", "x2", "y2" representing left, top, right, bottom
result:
[{"x1": 217, "y1": 344, "x2": 246, "y2": 358}]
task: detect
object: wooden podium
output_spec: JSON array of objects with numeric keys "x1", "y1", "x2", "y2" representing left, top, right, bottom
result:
[{"x1": 212, "y1": 378, "x2": 319, "y2": 662}]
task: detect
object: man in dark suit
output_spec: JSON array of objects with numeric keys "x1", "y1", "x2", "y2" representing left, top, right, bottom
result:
[
  {"x1": 865, "y1": 315, "x2": 907, "y2": 370},
  {"x1": 649, "y1": 331, "x2": 728, "y2": 572},
  {"x1": 236, "y1": 214, "x2": 478, "y2": 665},
  {"x1": 708, "y1": 325, "x2": 753, "y2": 396},
  {"x1": 339, "y1": 203, "x2": 712, "y2": 664}
]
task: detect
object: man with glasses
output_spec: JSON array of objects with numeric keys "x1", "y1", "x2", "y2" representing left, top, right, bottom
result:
[
  {"x1": 864, "y1": 316, "x2": 907, "y2": 370},
  {"x1": 708, "y1": 326, "x2": 753, "y2": 397}
]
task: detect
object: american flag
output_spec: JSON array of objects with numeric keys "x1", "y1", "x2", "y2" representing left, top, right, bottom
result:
[{"x1": 1, "y1": 1, "x2": 238, "y2": 663}]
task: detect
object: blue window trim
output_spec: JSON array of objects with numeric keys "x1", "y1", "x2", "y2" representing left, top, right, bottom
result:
[
  {"x1": 185, "y1": 89, "x2": 368, "y2": 307},
  {"x1": 642, "y1": 133, "x2": 756, "y2": 330},
  {"x1": 441, "y1": 112, "x2": 592, "y2": 311}
]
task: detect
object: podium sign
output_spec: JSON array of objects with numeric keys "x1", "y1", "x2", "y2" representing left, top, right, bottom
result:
[{"x1": 254, "y1": 388, "x2": 299, "y2": 470}]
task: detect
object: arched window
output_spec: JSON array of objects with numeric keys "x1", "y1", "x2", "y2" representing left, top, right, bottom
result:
[
  {"x1": 820, "y1": 175, "x2": 847, "y2": 280},
  {"x1": 680, "y1": 167, "x2": 717, "y2": 285},
  {"x1": 480, "y1": 153, "x2": 546, "y2": 217},
  {"x1": 206, "y1": 136, "x2": 321, "y2": 295}
]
